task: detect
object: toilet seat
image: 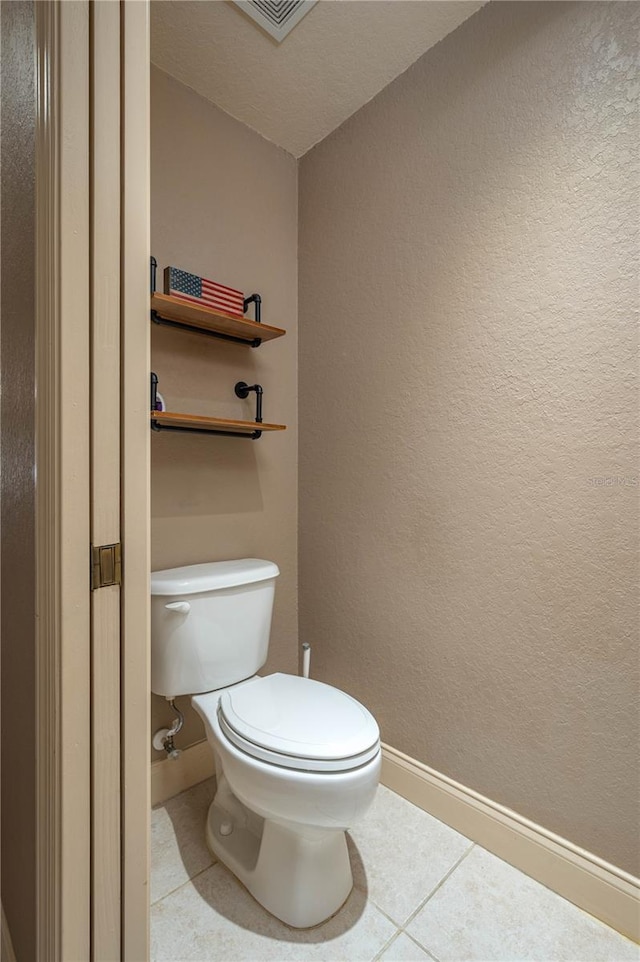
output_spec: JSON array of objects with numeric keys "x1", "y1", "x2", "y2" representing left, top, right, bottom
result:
[{"x1": 214, "y1": 673, "x2": 380, "y2": 774}]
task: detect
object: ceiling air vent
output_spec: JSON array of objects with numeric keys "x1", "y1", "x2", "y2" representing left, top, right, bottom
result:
[{"x1": 233, "y1": 1, "x2": 318, "y2": 43}]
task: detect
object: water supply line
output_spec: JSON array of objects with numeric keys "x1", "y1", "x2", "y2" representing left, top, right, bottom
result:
[
  {"x1": 152, "y1": 698, "x2": 184, "y2": 760},
  {"x1": 302, "y1": 643, "x2": 311, "y2": 679}
]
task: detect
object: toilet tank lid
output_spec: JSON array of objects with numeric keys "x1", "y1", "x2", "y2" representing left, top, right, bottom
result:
[{"x1": 151, "y1": 559, "x2": 279, "y2": 595}]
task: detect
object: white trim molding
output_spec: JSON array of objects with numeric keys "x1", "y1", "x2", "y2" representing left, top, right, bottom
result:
[
  {"x1": 35, "y1": 3, "x2": 61, "y2": 956},
  {"x1": 35, "y1": 3, "x2": 92, "y2": 959},
  {"x1": 381, "y1": 743, "x2": 640, "y2": 943},
  {"x1": 120, "y1": 2, "x2": 151, "y2": 958},
  {"x1": 151, "y1": 740, "x2": 214, "y2": 808}
]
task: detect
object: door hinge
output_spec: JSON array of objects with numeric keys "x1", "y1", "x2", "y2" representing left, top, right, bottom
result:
[{"x1": 91, "y1": 542, "x2": 122, "y2": 590}]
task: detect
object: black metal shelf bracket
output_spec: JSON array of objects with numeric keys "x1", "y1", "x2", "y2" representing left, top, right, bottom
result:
[
  {"x1": 151, "y1": 309, "x2": 262, "y2": 348},
  {"x1": 243, "y1": 293, "x2": 261, "y2": 325},
  {"x1": 151, "y1": 371, "x2": 159, "y2": 411},
  {"x1": 151, "y1": 422, "x2": 262, "y2": 440},
  {"x1": 150, "y1": 373, "x2": 263, "y2": 440},
  {"x1": 235, "y1": 381, "x2": 263, "y2": 424}
]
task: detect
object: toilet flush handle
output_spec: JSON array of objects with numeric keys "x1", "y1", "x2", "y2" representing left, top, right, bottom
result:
[{"x1": 165, "y1": 601, "x2": 190, "y2": 614}]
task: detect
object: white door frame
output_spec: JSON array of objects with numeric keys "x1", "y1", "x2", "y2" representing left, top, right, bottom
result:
[
  {"x1": 35, "y1": 3, "x2": 91, "y2": 957},
  {"x1": 34, "y1": 2, "x2": 150, "y2": 958},
  {"x1": 120, "y1": 2, "x2": 151, "y2": 958}
]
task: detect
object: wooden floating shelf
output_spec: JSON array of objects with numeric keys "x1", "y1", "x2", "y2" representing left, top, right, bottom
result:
[
  {"x1": 151, "y1": 293, "x2": 286, "y2": 344},
  {"x1": 150, "y1": 411, "x2": 286, "y2": 434}
]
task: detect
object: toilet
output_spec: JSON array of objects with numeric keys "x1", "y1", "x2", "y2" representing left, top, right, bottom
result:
[{"x1": 151, "y1": 559, "x2": 381, "y2": 929}]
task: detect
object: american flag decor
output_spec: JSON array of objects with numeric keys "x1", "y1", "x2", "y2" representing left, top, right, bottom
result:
[{"x1": 164, "y1": 266, "x2": 245, "y2": 318}]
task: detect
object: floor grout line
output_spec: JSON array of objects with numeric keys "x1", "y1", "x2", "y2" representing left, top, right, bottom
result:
[
  {"x1": 370, "y1": 927, "x2": 404, "y2": 962},
  {"x1": 400, "y1": 841, "x2": 476, "y2": 932},
  {"x1": 363, "y1": 896, "x2": 408, "y2": 931},
  {"x1": 373, "y1": 927, "x2": 444, "y2": 962},
  {"x1": 407, "y1": 932, "x2": 442, "y2": 962},
  {"x1": 150, "y1": 858, "x2": 218, "y2": 907}
]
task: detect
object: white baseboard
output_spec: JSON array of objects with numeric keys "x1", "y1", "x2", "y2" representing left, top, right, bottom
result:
[
  {"x1": 150, "y1": 737, "x2": 639, "y2": 942},
  {"x1": 381, "y1": 743, "x2": 640, "y2": 943},
  {"x1": 1, "y1": 904, "x2": 16, "y2": 962},
  {"x1": 151, "y1": 739, "x2": 214, "y2": 807}
]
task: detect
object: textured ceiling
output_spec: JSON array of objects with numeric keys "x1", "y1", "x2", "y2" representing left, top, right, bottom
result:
[{"x1": 151, "y1": 0, "x2": 486, "y2": 157}]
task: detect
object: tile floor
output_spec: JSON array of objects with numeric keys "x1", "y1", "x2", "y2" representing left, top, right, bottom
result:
[{"x1": 151, "y1": 779, "x2": 639, "y2": 962}]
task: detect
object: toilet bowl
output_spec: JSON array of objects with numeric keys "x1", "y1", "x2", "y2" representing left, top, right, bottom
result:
[
  {"x1": 151, "y1": 560, "x2": 381, "y2": 928},
  {"x1": 193, "y1": 673, "x2": 380, "y2": 927}
]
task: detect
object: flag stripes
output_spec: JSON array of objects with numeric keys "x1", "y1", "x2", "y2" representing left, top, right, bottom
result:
[{"x1": 164, "y1": 266, "x2": 245, "y2": 318}]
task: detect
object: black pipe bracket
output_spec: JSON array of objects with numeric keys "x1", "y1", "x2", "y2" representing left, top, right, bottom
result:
[
  {"x1": 150, "y1": 373, "x2": 264, "y2": 440},
  {"x1": 151, "y1": 309, "x2": 262, "y2": 348},
  {"x1": 234, "y1": 381, "x2": 263, "y2": 424}
]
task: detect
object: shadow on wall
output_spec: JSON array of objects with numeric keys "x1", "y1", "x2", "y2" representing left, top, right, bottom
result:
[
  {"x1": 151, "y1": 433, "x2": 264, "y2": 517},
  {"x1": 161, "y1": 778, "x2": 370, "y2": 939}
]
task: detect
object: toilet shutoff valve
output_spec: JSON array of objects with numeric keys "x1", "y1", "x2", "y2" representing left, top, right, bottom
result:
[{"x1": 152, "y1": 698, "x2": 184, "y2": 760}]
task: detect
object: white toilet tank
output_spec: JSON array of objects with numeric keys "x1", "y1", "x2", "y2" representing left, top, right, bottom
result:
[{"x1": 150, "y1": 559, "x2": 279, "y2": 698}]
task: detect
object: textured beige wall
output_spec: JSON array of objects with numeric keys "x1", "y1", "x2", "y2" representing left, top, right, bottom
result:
[
  {"x1": 0, "y1": 1, "x2": 37, "y2": 956},
  {"x1": 150, "y1": 67, "x2": 298, "y2": 756},
  {"x1": 299, "y1": 1, "x2": 639, "y2": 875}
]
